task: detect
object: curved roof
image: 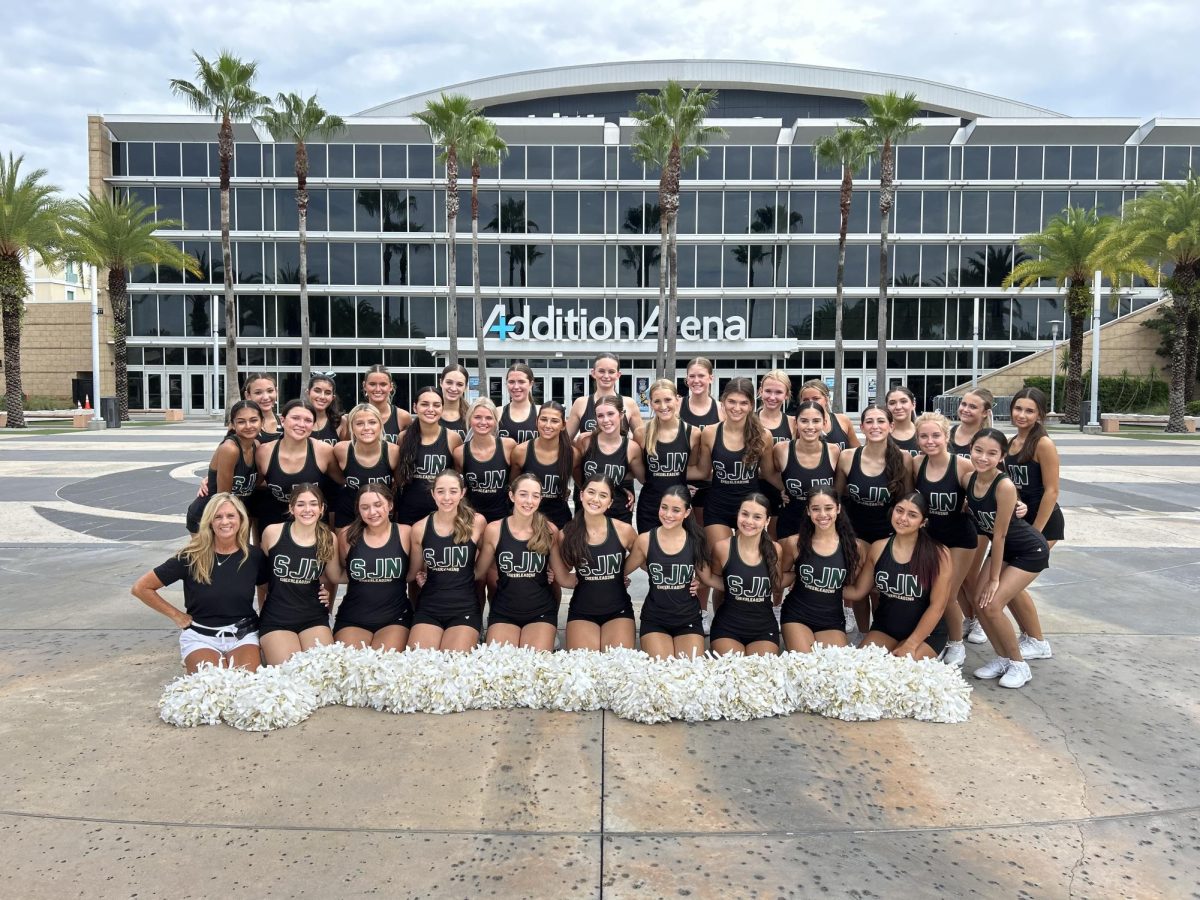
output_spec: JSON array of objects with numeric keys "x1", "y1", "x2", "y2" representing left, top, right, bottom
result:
[{"x1": 358, "y1": 59, "x2": 1061, "y2": 120}]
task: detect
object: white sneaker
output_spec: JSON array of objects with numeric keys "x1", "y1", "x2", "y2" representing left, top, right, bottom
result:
[
  {"x1": 941, "y1": 641, "x2": 966, "y2": 667},
  {"x1": 701, "y1": 609, "x2": 714, "y2": 636},
  {"x1": 1019, "y1": 634, "x2": 1053, "y2": 660},
  {"x1": 844, "y1": 607, "x2": 859, "y2": 633},
  {"x1": 973, "y1": 656, "x2": 1010, "y2": 680},
  {"x1": 965, "y1": 619, "x2": 988, "y2": 644},
  {"x1": 999, "y1": 660, "x2": 1033, "y2": 688}
]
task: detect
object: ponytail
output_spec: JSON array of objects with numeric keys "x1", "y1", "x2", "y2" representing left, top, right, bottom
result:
[
  {"x1": 895, "y1": 491, "x2": 944, "y2": 592},
  {"x1": 740, "y1": 493, "x2": 778, "y2": 589},
  {"x1": 396, "y1": 387, "x2": 443, "y2": 484},
  {"x1": 722, "y1": 377, "x2": 766, "y2": 467},
  {"x1": 661, "y1": 484, "x2": 711, "y2": 572},
  {"x1": 510, "y1": 473, "x2": 554, "y2": 556},
  {"x1": 560, "y1": 473, "x2": 617, "y2": 570},
  {"x1": 862, "y1": 404, "x2": 907, "y2": 500}
]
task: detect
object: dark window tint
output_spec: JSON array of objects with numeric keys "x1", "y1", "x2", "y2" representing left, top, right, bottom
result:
[
  {"x1": 789, "y1": 191, "x2": 814, "y2": 232},
  {"x1": 990, "y1": 146, "x2": 1016, "y2": 180},
  {"x1": 1043, "y1": 146, "x2": 1070, "y2": 179},
  {"x1": 1164, "y1": 146, "x2": 1190, "y2": 180},
  {"x1": 156, "y1": 188, "x2": 182, "y2": 228},
  {"x1": 1041, "y1": 190, "x2": 1068, "y2": 227},
  {"x1": 408, "y1": 189, "x2": 434, "y2": 232},
  {"x1": 355, "y1": 145, "x2": 380, "y2": 178},
  {"x1": 787, "y1": 245, "x2": 812, "y2": 287},
  {"x1": 1071, "y1": 146, "x2": 1097, "y2": 179},
  {"x1": 274, "y1": 143, "x2": 296, "y2": 178},
  {"x1": 382, "y1": 243, "x2": 407, "y2": 285},
  {"x1": 275, "y1": 241, "x2": 299, "y2": 282},
  {"x1": 724, "y1": 191, "x2": 749, "y2": 233},
  {"x1": 961, "y1": 191, "x2": 987, "y2": 232},
  {"x1": 128, "y1": 142, "x2": 153, "y2": 176},
  {"x1": 579, "y1": 191, "x2": 604, "y2": 233},
  {"x1": 328, "y1": 243, "x2": 354, "y2": 284},
  {"x1": 356, "y1": 189, "x2": 381, "y2": 230},
  {"x1": 725, "y1": 146, "x2": 750, "y2": 179},
  {"x1": 697, "y1": 191, "x2": 722, "y2": 232},
  {"x1": 580, "y1": 146, "x2": 604, "y2": 179},
  {"x1": 619, "y1": 145, "x2": 641, "y2": 179},
  {"x1": 275, "y1": 188, "x2": 299, "y2": 231},
  {"x1": 1016, "y1": 146, "x2": 1042, "y2": 180},
  {"x1": 1137, "y1": 146, "x2": 1164, "y2": 180},
  {"x1": 921, "y1": 190, "x2": 947, "y2": 233},
  {"x1": 553, "y1": 146, "x2": 578, "y2": 179},
  {"x1": 235, "y1": 144, "x2": 261, "y2": 177},
  {"x1": 502, "y1": 146, "x2": 525, "y2": 179},
  {"x1": 1097, "y1": 146, "x2": 1123, "y2": 179},
  {"x1": 382, "y1": 144, "x2": 407, "y2": 178},
  {"x1": 328, "y1": 144, "x2": 354, "y2": 178},
  {"x1": 1015, "y1": 191, "x2": 1041, "y2": 233},
  {"x1": 155, "y1": 143, "x2": 181, "y2": 177},
  {"x1": 579, "y1": 245, "x2": 603, "y2": 286},
  {"x1": 815, "y1": 191, "x2": 839, "y2": 233},
  {"x1": 356, "y1": 244, "x2": 381, "y2": 285},
  {"x1": 527, "y1": 146, "x2": 551, "y2": 179},
  {"x1": 306, "y1": 243, "x2": 328, "y2": 284},
  {"x1": 235, "y1": 242, "x2": 264, "y2": 284},
  {"x1": 554, "y1": 245, "x2": 578, "y2": 287},
  {"x1": 307, "y1": 145, "x2": 326, "y2": 178},
  {"x1": 893, "y1": 244, "x2": 920, "y2": 285},
  {"x1": 409, "y1": 243, "x2": 434, "y2": 284},
  {"x1": 236, "y1": 189, "x2": 262, "y2": 230},
  {"x1": 1095, "y1": 190, "x2": 1121, "y2": 216},
  {"x1": 962, "y1": 146, "x2": 989, "y2": 180},
  {"x1": 696, "y1": 245, "x2": 722, "y2": 287},
  {"x1": 676, "y1": 190, "x2": 697, "y2": 234},
  {"x1": 791, "y1": 145, "x2": 815, "y2": 179},
  {"x1": 893, "y1": 190, "x2": 920, "y2": 232},
  {"x1": 554, "y1": 190, "x2": 578, "y2": 232},
  {"x1": 988, "y1": 190, "x2": 1014, "y2": 232},
  {"x1": 328, "y1": 189, "x2": 355, "y2": 231},
  {"x1": 697, "y1": 146, "x2": 723, "y2": 179},
  {"x1": 923, "y1": 146, "x2": 949, "y2": 180},
  {"x1": 751, "y1": 146, "x2": 775, "y2": 180},
  {"x1": 896, "y1": 145, "x2": 922, "y2": 180},
  {"x1": 526, "y1": 190, "x2": 551, "y2": 234}
]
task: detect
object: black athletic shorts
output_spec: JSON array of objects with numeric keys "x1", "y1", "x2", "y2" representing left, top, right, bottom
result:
[
  {"x1": 411, "y1": 609, "x2": 482, "y2": 631},
  {"x1": 487, "y1": 608, "x2": 558, "y2": 630},
  {"x1": 709, "y1": 617, "x2": 780, "y2": 648},
  {"x1": 1025, "y1": 504, "x2": 1065, "y2": 543},
  {"x1": 639, "y1": 611, "x2": 705, "y2": 639},
  {"x1": 873, "y1": 621, "x2": 948, "y2": 655},
  {"x1": 567, "y1": 599, "x2": 636, "y2": 627},
  {"x1": 333, "y1": 610, "x2": 413, "y2": 634},
  {"x1": 780, "y1": 601, "x2": 846, "y2": 634},
  {"x1": 258, "y1": 615, "x2": 330, "y2": 637}
]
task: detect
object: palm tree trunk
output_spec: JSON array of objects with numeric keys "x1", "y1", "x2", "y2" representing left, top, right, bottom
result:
[
  {"x1": 834, "y1": 165, "x2": 853, "y2": 415},
  {"x1": 1185, "y1": 299, "x2": 1199, "y2": 404},
  {"x1": 296, "y1": 142, "x2": 311, "y2": 387},
  {"x1": 107, "y1": 269, "x2": 130, "y2": 421},
  {"x1": 1167, "y1": 277, "x2": 1197, "y2": 431},
  {"x1": 666, "y1": 206, "x2": 679, "y2": 381},
  {"x1": 472, "y1": 163, "x2": 487, "y2": 392},
  {"x1": 655, "y1": 189, "x2": 668, "y2": 380},
  {"x1": 875, "y1": 142, "x2": 893, "y2": 402},
  {"x1": 0, "y1": 253, "x2": 27, "y2": 428},
  {"x1": 219, "y1": 115, "x2": 238, "y2": 405},
  {"x1": 1064, "y1": 282, "x2": 1088, "y2": 425},
  {"x1": 445, "y1": 151, "x2": 460, "y2": 368}
]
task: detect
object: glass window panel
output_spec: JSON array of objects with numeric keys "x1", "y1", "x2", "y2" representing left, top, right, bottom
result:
[
  {"x1": 1164, "y1": 146, "x2": 1190, "y2": 180},
  {"x1": 896, "y1": 145, "x2": 922, "y2": 180},
  {"x1": 275, "y1": 241, "x2": 299, "y2": 283},
  {"x1": 553, "y1": 190, "x2": 578, "y2": 232},
  {"x1": 751, "y1": 146, "x2": 775, "y2": 180},
  {"x1": 306, "y1": 242, "x2": 328, "y2": 284},
  {"x1": 962, "y1": 146, "x2": 989, "y2": 180},
  {"x1": 892, "y1": 298, "x2": 919, "y2": 339},
  {"x1": 677, "y1": 190, "x2": 697, "y2": 234},
  {"x1": 1068, "y1": 189, "x2": 1096, "y2": 210},
  {"x1": 696, "y1": 245, "x2": 722, "y2": 286},
  {"x1": 384, "y1": 296, "x2": 407, "y2": 338},
  {"x1": 356, "y1": 296, "x2": 383, "y2": 338},
  {"x1": 355, "y1": 144, "x2": 380, "y2": 178},
  {"x1": 697, "y1": 191, "x2": 722, "y2": 232},
  {"x1": 842, "y1": 297, "x2": 866, "y2": 339},
  {"x1": 815, "y1": 191, "x2": 840, "y2": 233},
  {"x1": 988, "y1": 190, "x2": 1014, "y2": 232},
  {"x1": 181, "y1": 143, "x2": 207, "y2": 177},
  {"x1": 328, "y1": 189, "x2": 354, "y2": 231},
  {"x1": 579, "y1": 244, "x2": 603, "y2": 286},
  {"x1": 409, "y1": 243, "x2": 434, "y2": 285},
  {"x1": 1010, "y1": 296, "x2": 1037, "y2": 339},
  {"x1": 789, "y1": 190, "x2": 814, "y2": 232},
  {"x1": 154, "y1": 295, "x2": 183, "y2": 337},
  {"x1": 850, "y1": 189, "x2": 871, "y2": 233},
  {"x1": 1095, "y1": 190, "x2": 1121, "y2": 217},
  {"x1": 1037, "y1": 297, "x2": 1064, "y2": 339},
  {"x1": 553, "y1": 146, "x2": 578, "y2": 180},
  {"x1": 811, "y1": 299, "x2": 835, "y2": 340},
  {"x1": 787, "y1": 245, "x2": 813, "y2": 287},
  {"x1": 407, "y1": 189, "x2": 434, "y2": 233},
  {"x1": 1097, "y1": 146, "x2": 1123, "y2": 179},
  {"x1": 526, "y1": 243, "x2": 551, "y2": 287},
  {"x1": 618, "y1": 146, "x2": 641, "y2": 179},
  {"x1": 580, "y1": 146, "x2": 604, "y2": 179},
  {"x1": 262, "y1": 145, "x2": 275, "y2": 178},
  {"x1": 356, "y1": 243, "x2": 381, "y2": 285},
  {"x1": 725, "y1": 146, "x2": 750, "y2": 179},
  {"x1": 617, "y1": 190, "x2": 645, "y2": 233},
  {"x1": 301, "y1": 144, "x2": 324, "y2": 178},
  {"x1": 553, "y1": 244, "x2": 578, "y2": 287},
  {"x1": 749, "y1": 191, "x2": 777, "y2": 232},
  {"x1": 697, "y1": 145, "x2": 723, "y2": 180},
  {"x1": 271, "y1": 188, "x2": 296, "y2": 231},
  {"x1": 304, "y1": 189, "x2": 326, "y2": 231},
  {"x1": 235, "y1": 189, "x2": 262, "y2": 230},
  {"x1": 894, "y1": 190, "x2": 920, "y2": 232},
  {"x1": 893, "y1": 244, "x2": 920, "y2": 285},
  {"x1": 501, "y1": 146, "x2": 525, "y2": 179},
  {"x1": 526, "y1": 146, "x2": 551, "y2": 179},
  {"x1": 329, "y1": 296, "x2": 355, "y2": 337},
  {"x1": 183, "y1": 241, "x2": 209, "y2": 283},
  {"x1": 356, "y1": 189, "x2": 381, "y2": 230},
  {"x1": 959, "y1": 243, "x2": 986, "y2": 287},
  {"x1": 918, "y1": 297, "x2": 944, "y2": 339},
  {"x1": 378, "y1": 189, "x2": 404, "y2": 232},
  {"x1": 724, "y1": 191, "x2": 749, "y2": 234},
  {"x1": 989, "y1": 146, "x2": 1016, "y2": 180},
  {"x1": 207, "y1": 144, "x2": 220, "y2": 178},
  {"x1": 813, "y1": 244, "x2": 837, "y2": 288},
  {"x1": 579, "y1": 190, "x2": 604, "y2": 233},
  {"x1": 790, "y1": 145, "x2": 815, "y2": 179},
  {"x1": 1044, "y1": 146, "x2": 1070, "y2": 179},
  {"x1": 921, "y1": 190, "x2": 948, "y2": 233},
  {"x1": 409, "y1": 296, "x2": 435, "y2": 338},
  {"x1": 1041, "y1": 190, "x2": 1068, "y2": 226},
  {"x1": 235, "y1": 241, "x2": 263, "y2": 284},
  {"x1": 231, "y1": 143, "x2": 258, "y2": 177},
  {"x1": 1071, "y1": 146, "x2": 1097, "y2": 180},
  {"x1": 328, "y1": 242, "x2": 354, "y2": 284},
  {"x1": 526, "y1": 190, "x2": 551, "y2": 234},
  {"x1": 382, "y1": 243, "x2": 408, "y2": 285},
  {"x1": 130, "y1": 294, "x2": 157, "y2": 335},
  {"x1": 155, "y1": 188, "x2": 182, "y2": 228},
  {"x1": 326, "y1": 144, "x2": 352, "y2": 178},
  {"x1": 844, "y1": 244, "x2": 867, "y2": 287},
  {"x1": 923, "y1": 146, "x2": 949, "y2": 180},
  {"x1": 154, "y1": 143, "x2": 180, "y2": 177},
  {"x1": 748, "y1": 245, "x2": 774, "y2": 287},
  {"x1": 961, "y1": 190, "x2": 987, "y2": 232},
  {"x1": 675, "y1": 245, "x2": 695, "y2": 288},
  {"x1": 499, "y1": 190, "x2": 525, "y2": 233},
  {"x1": 984, "y1": 298, "x2": 1010, "y2": 340},
  {"x1": 986, "y1": 244, "x2": 1013, "y2": 287},
  {"x1": 476, "y1": 243, "x2": 499, "y2": 287},
  {"x1": 382, "y1": 144, "x2": 407, "y2": 178},
  {"x1": 238, "y1": 295, "x2": 264, "y2": 336},
  {"x1": 1016, "y1": 145, "x2": 1043, "y2": 180},
  {"x1": 1136, "y1": 146, "x2": 1164, "y2": 180},
  {"x1": 184, "y1": 295, "x2": 210, "y2": 338},
  {"x1": 1015, "y1": 191, "x2": 1041, "y2": 233}
]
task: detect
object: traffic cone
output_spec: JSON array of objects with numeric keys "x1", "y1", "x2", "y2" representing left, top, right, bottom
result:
[{"x1": 84, "y1": 395, "x2": 91, "y2": 410}]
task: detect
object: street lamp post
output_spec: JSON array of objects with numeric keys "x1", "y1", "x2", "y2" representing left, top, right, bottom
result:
[
  {"x1": 89, "y1": 265, "x2": 103, "y2": 426},
  {"x1": 1049, "y1": 319, "x2": 1062, "y2": 417},
  {"x1": 1088, "y1": 270, "x2": 1102, "y2": 428}
]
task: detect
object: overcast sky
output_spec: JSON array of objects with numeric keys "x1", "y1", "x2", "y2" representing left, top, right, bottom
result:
[{"x1": 4, "y1": 0, "x2": 1196, "y2": 194}]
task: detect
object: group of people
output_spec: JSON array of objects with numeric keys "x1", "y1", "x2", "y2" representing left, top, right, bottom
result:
[{"x1": 133, "y1": 354, "x2": 1063, "y2": 691}]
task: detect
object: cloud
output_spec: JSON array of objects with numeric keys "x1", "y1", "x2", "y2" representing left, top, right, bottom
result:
[{"x1": 2, "y1": 0, "x2": 1195, "y2": 195}]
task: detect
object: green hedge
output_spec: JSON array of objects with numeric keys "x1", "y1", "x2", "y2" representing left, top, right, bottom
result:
[{"x1": 1023, "y1": 371, "x2": 1169, "y2": 414}]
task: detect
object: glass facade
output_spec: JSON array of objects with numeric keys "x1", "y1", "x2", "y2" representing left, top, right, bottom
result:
[{"x1": 108, "y1": 88, "x2": 1173, "y2": 414}]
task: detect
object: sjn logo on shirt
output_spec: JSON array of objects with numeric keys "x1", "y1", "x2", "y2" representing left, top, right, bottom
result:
[
  {"x1": 466, "y1": 468, "x2": 507, "y2": 493},
  {"x1": 927, "y1": 491, "x2": 959, "y2": 514},
  {"x1": 499, "y1": 550, "x2": 545, "y2": 576},
  {"x1": 726, "y1": 574, "x2": 770, "y2": 601},
  {"x1": 648, "y1": 451, "x2": 689, "y2": 476},
  {"x1": 713, "y1": 459, "x2": 754, "y2": 485},
  {"x1": 648, "y1": 562, "x2": 694, "y2": 589},
  {"x1": 414, "y1": 454, "x2": 448, "y2": 481},
  {"x1": 875, "y1": 570, "x2": 921, "y2": 601},
  {"x1": 849, "y1": 484, "x2": 890, "y2": 507},
  {"x1": 349, "y1": 556, "x2": 405, "y2": 581},
  {"x1": 799, "y1": 564, "x2": 846, "y2": 593},
  {"x1": 273, "y1": 555, "x2": 322, "y2": 582},
  {"x1": 579, "y1": 552, "x2": 623, "y2": 579},
  {"x1": 424, "y1": 544, "x2": 470, "y2": 570},
  {"x1": 785, "y1": 476, "x2": 832, "y2": 497}
]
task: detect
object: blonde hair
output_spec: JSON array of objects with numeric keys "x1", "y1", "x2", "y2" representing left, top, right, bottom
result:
[
  {"x1": 467, "y1": 397, "x2": 499, "y2": 435},
  {"x1": 179, "y1": 494, "x2": 252, "y2": 585},
  {"x1": 686, "y1": 357, "x2": 714, "y2": 375},
  {"x1": 643, "y1": 378, "x2": 680, "y2": 457},
  {"x1": 800, "y1": 378, "x2": 831, "y2": 401},
  {"x1": 914, "y1": 411, "x2": 951, "y2": 438},
  {"x1": 346, "y1": 403, "x2": 385, "y2": 445},
  {"x1": 761, "y1": 369, "x2": 792, "y2": 399},
  {"x1": 432, "y1": 470, "x2": 477, "y2": 544},
  {"x1": 288, "y1": 483, "x2": 336, "y2": 564},
  {"x1": 963, "y1": 388, "x2": 995, "y2": 428},
  {"x1": 510, "y1": 473, "x2": 554, "y2": 556}
]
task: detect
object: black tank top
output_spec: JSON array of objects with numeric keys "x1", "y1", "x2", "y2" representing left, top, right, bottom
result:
[
  {"x1": 521, "y1": 440, "x2": 571, "y2": 525},
  {"x1": 781, "y1": 440, "x2": 836, "y2": 506},
  {"x1": 581, "y1": 435, "x2": 634, "y2": 517},
  {"x1": 680, "y1": 396, "x2": 720, "y2": 428},
  {"x1": 843, "y1": 449, "x2": 893, "y2": 540},
  {"x1": 569, "y1": 518, "x2": 630, "y2": 616},
  {"x1": 641, "y1": 423, "x2": 691, "y2": 497},
  {"x1": 207, "y1": 436, "x2": 258, "y2": 497},
  {"x1": 311, "y1": 419, "x2": 340, "y2": 446},
  {"x1": 784, "y1": 541, "x2": 847, "y2": 618},
  {"x1": 462, "y1": 438, "x2": 511, "y2": 521},
  {"x1": 499, "y1": 403, "x2": 539, "y2": 444},
  {"x1": 711, "y1": 423, "x2": 760, "y2": 494},
  {"x1": 380, "y1": 406, "x2": 403, "y2": 443},
  {"x1": 258, "y1": 427, "x2": 281, "y2": 444},
  {"x1": 439, "y1": 415, "x2": 468, "y2": 439},
  {"x1": 397, "y1": 426, "x2": 451, "y2": 503},
  {"x1": 763, "y1": 413, "x2": 793, "y2": 445},
  {"x1": 493, "y1": 519, "x2": 553, "y2": 618},
  {"x1": 965, "y1": 472, "x2": 1048, "y2": 559},
  {"x1": 418, "y1": 520, "x2": 478, "y2": 616},
  {"x1": 643, "y1": 529, "x2": 697, "y2": 621},
  {"x1": 873, "y1": 536, "x2": 945, "y2": 645},
  {"x1": 915, "y1": 456, "x2": 974, "y2": 544},
  {"x1": 341, "y1": 524, "x2": 409, "y2": 624},
  {"x1": 266, "y1": 439, "x2": 324, "y2": 504},
  {"x1": 342, "y1": 443, "x2": 394, "y2": 496},
  {"x1": 823, "y1": 414, "x2": 851, "y2": 450},
  {"x1": 1005, "y1": 443, "x2": 1051, "y2": 510},
  {"x1": 890, "y1": 432, "x2": 920, "y2": 457},
  {"x1": 948, "y1": 424, "x2": 973, "y2": 460},
  {"x1": 721, "y1": 539, "x2": 774, "y2": 607},
  {"x1": 264, "y1": 523, "x2": 326, "y2": 625},
  {"x1": 580, "y1": 394, "x2": 632, "y2": 434}
]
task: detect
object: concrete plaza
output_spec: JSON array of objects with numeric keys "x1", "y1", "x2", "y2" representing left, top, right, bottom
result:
[{"x1": 0, "y1": 422, "x2": 1197, "y2": 898}]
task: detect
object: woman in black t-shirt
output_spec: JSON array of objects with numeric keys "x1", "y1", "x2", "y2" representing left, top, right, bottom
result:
[{"x1": 133, "y1": 493, "x2": 268, "y2": 672}]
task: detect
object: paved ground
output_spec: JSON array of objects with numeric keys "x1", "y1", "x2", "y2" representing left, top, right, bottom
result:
[{"x1": 0, "y1": 420, "x2": 1198, "y2": 898}]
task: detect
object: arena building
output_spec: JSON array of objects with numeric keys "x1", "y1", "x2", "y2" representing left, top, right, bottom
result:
[{"x1": 85, "y1": 60, "x2": 1189, "y2": 415}]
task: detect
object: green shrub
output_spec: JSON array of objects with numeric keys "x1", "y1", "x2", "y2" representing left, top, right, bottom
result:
[
  {"x1": 1023, "y1": 370, "x2": 1169, "y2": 414},
  {"x1": 1187, "y1": 400, "x2": 1200, "y2": 417}
]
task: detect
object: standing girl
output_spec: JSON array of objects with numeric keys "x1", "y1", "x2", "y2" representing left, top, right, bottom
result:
[
  {"x1": 777, "y1": 487, "x2": 860, "y2": 652},
  {"x1": 438, "y1": 364, "x2": 471, "y2": 438},
  {"x1": 963, "y1": 428, "x2": 1051, "y2": 688},
  {"x1": 798, "y1": 379, "x2": 859, "y2": 450},
  {"x1": 510, "y1": 401, "x2": 579, "y2": 528},
  {"x1": 556, "y1": 474, "x2": 639, "y2": 651},
  {"x1": 772, "y1": 399, "x2": 840, "y2": 540},
  {"x1": 950, "y1": 388, "x2": 993, "y2": 459},
  {"x1": 258, "y1": 484, "x2": 342, "y2": 665},
  {"x1": 306, "y1": 374, "x2": 343, "y2": 446},
  {"x1": 699, "y1": 493, "x2": 782, "y2": 656},
  {"x1": 634, "y1": 380, "x2": 700, "y2": 534},
  {"x1": 757, "y1": 370, "x2": 796, "y2": 529},
  {"x1": 243, "y1": 372, "x2": 281, "y2": 442},
  {"x1": 187, "y1": 401, "x2": 260, "y2": 534},
  {"x1": 575, "y1": 395, "x2": 645, "y2": 525},
  {"x1": 334, "y1": 483, "x2": 413, "y2": 650},
  {"x1": 352, "y1": 364, "x2": 411, "y2": 442},
  {"x1": 393, "y1": 387, "x2": 463, "y2": 527},
  {"x1": 885, "y1": 385, "x2": 920, "y2": 456},
  {"x1": 835, "y1": 406, "x2": 910, "y2": 546},
  {"x1": 498, "y1": 363, "x2": 540, "y2": 444},
  {"x1": 407, "y1": 471, "x2": 486, "y2": 650},
  {"x1": 679, "y1": 357, "x2": 723, "y2": 527},
  {"x1": 473, "y1": 473, "x2": 563, "y2": 651},
  {"x1": 454, "y1": 398, "x2": 516, "y2": 523},
  {"x1": 256, "y1": 400, "x2": 339, "y2": 530},
  {"x1": 624, "y1": 485, "x2": 711, "y2": 659},
  {"x1": 333, "y1": 404, "x2": 399, "y2": 529},
  {"x1": 566, "y1": 352, "x2": 642, "y2": 438}
]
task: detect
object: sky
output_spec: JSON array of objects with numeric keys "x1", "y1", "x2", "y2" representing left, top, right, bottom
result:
[{"x1": 4, "y1": 0, "x2": 1197, "y2": 195}]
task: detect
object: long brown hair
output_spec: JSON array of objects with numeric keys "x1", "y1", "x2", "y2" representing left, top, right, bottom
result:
[
  {"x1": 179, "y1": 493, "x2": 252, "y2": 585},
  {"x1": 509, "y1": 472, "x2": 554, "y2": 556},
  {"x1": 431, "y1": 470, "x2": 477, "y2": 544},
  {"x1": 344, "y1": 482, "x2": 394, "y2": 550},
  {"x1": 397, "y1": 386, "x2": 444, "y2": 484},
  {"x1": 721, "y1": 377, "x2": 766, "y2": 467},
  {"x1": 660, "y1": 484, "x2": 711, "y2": 572},
  {"x1": 307, "y1": 374, "x2": 343, "y2": 432},
  {"x1": 737, "y1": 493, "x2": 778, "y2": 589},
  {"x1": 794, "y1": 486, "x2": 859, "y2": 579},
  {"x1": 440, "y1": 363, "x2": 471, "y2": 420},
  {"x1": 860, "y1": 405, "x2": 907, "y2": 501},
  {"x1": 892, "y1": 491, "x2": 944, "y2": 592},
  {"x1": 1010, "y1": 386, "x2": 1050, "y2": 465},
  {"x1": 560, "y1": 473, "x2": 618, "y2": 570},
  {"x1": 288, "y1": 483, "x2": 336, "y2": 563},
  {"x1": 535, "y1": 401, "x2": 573, "y2": 492}
]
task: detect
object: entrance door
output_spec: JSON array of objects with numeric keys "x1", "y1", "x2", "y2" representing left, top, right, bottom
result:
[
  {"x1": 844, "y1": 376, "x2": 861, "y2": 417},
  {"x1": 534, "y1": 375, "x2": 570, "y2": 407},
  {"x1": 146, "y1": 373, "x2": 163, "y2": 409},
  {"x1": 189, "y1": 373, "x2": 207, "y2": 415}
]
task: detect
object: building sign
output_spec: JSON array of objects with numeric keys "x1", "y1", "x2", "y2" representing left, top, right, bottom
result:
[{"x1": 483, "y1": 304, "x2": 747, "y2": 343}]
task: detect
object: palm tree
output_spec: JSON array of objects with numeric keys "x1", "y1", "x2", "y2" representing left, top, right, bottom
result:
[
  {"x1": 0, "y1": 153, "x2": 66, "y2": 428},
  {"x1": 461, "y1": 117, "x2": 507, "y2": 392},
  {"x1": 169, "y1": 51, "x2": 267, "y2": 404},
  {"x1": 814, "y1": 128, "x2": 874, "y2": 413},
  {"x1": 632, "y1": 82, "x2": 724, "y2": 379},
  {"x1": 62, "y1": 194, "x2": 202, "y2": 420},
  {"x1": 851, "y1": 92, "x2": 923, "y2": 399},
  {"x1": 415, "y1": 94, "x2": 480, "y2": 369},
  {"x1": 257, "y1": 93, "x2": 345, "y2": 386},
  {"x1": 1004, "y1": 208, "x2": 1149, "y2": 425},
  {"x1": 1104, "y1": 177, "x2": 1200, "y2": 431}
]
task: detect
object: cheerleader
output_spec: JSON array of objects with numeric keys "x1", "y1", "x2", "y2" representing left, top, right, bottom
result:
[
  {"x1": 699, "y1": 493, "x2": 782, "y2": 656},
  {"x1": 473, "y1": 473, "x2": 563, "y2": 652},
  {"x1": 509, "y1": 401, "x2": 579, "y2": 528},
  {"x1": 963, "y1": 428, "x2": 1051, "y2": 689},
  {"x1": 352, "y1": 364, "x2": 411, "y2": 442},
  {"x1": 574, "y1": 395, "x2": 645, "y2": 524},
  {"x1": 407, "y1": 471, "x2": 487, "y2": 651},
  {"x1": 438, "y1": 363, "x2": 471, "y2": 438},
  {"x1": 885, "y1": 385, "x2": 920, "y2": 456},
  {"x1": 306, "y1": 374, "x2": 343, "y2": 446},
  {"x1": 798, "y1": 379, "x2": 859, "y2": 450},
  {"x1": 566, "y1": 352, "x2": 642, "y2": 438},
  {"x1": 555, "y1": 474, "x2": 638, "y2": 651},
  {"x1": 255, "y1": 400, "x2": 340, "y2": 530},
  {"x1": 777, "y1": 487, "x2": 860, "y2": 652},
  {"x1": 950, "y1": 387, "x2": 993, "y2": 459},
  {"x1": 258, "y1": 483, "x2": 342, "y2": 665},
  {"x1": 393, "y1": 387, "x2": 463, "y2": 526},
  {"x1": 757, "y1": 369, "x2": 796, "y2": 530},
  {"x1": 911, "y1": 412, "x2": 979, "y2": 666},
  {"x1": 186, "y1": 400, "x2": 260, "y2": 534},
  {"x1": 333, "y1": 404, "x2": 399, "y2": 529},
  {"x1": 498, "y1": 363, "x2": 540, "y2": 444},
  {"x1": 634, "y1": 379, "x2": 701, "y2": 534},
  {"x1": 623, "y1": 485, "x2": 710, "y2": 659},
  {"x1": 679, "y1": 357, "x2": 723, "y2": 527},
  {"x1": 453, "y1": 397, "x2": 516, "y2": 523},
  {"x1": 844, "y1": 492, "x2": 951, "y2": 660},
  {"x1": 334, "y1": 483, "x2": 413, "y2": 650},
  {"x1": 243, "y1": 372, "x2": 281, "y2": 442},
  {"x1": 771, "y1": 399, "x2": 840, "y2": 540}
]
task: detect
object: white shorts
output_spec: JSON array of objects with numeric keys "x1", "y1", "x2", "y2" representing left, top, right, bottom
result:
[{"x1": 179, "y1": 625, "x2": 260, "y2": 662}]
